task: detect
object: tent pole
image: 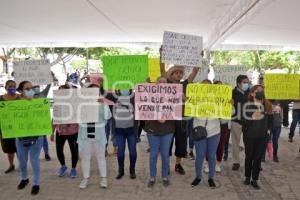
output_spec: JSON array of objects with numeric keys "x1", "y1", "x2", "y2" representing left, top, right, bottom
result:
[{"x1": 86, "y1": 47, "x2": 89, "y2": 73}]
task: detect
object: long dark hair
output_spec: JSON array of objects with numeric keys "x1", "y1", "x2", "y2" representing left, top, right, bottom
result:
[
  {"x1": 248, "y1": 84, "x2": 272, "y2": 114},
  {"x1": 17, "y1": 81, "x2": 31, "y2": 92}
]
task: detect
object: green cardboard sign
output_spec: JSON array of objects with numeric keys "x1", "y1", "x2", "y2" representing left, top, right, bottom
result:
[
  {"x1": 0, "y1": 98, "x2": 52, "y2": 138},
  {"x1": 103, "y1": 55, "x2": 148, "y2": 89}
]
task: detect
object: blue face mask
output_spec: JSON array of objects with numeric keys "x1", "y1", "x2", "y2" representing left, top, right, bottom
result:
[
  {"x1": 7, "y1": 88, "x2": 17, "y2": 95},
  {"x1": 25, "y1": 89, "x2": 35, "y2": 98},
  {"x1": 120, "y1": 90, "x2": 130, "y2": 96},
  {"x1": 241, "y1": 83, "x2": 249, "y2": 91},
  {"x1": 32, "y1": 87, "x2": 40, "y2": 94}
]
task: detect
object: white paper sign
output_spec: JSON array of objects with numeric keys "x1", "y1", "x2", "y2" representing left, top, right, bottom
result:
[
  {"x1": 53, "y1": 88, "x2": 99, "y2": 124},
  {"x1": 13, "y1": 59, "x2": 52, "y2": 85},
  {"x1": 162, "y1": 31, "x2": 203, "y2": 67},
  {"x1": 183, "y1": 66, "x2": 209, "y2": 83},
  {"x1": 213, "y1": 65, "x2": 252, "y2": 87}
]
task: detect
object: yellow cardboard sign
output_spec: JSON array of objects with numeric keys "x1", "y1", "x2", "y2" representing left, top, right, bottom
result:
[
  {"x1": 184, "y1": 84, "x2": 232, "y2": 119},
  {"x1": 264, "y1": 74, "x2": 300, "y2": 100},
  {"x1": 148, "y1": 58, "x2": 161, "y2": 83}
]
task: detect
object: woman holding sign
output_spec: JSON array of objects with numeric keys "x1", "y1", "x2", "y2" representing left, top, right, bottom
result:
[
  {"x1": 145, "y1": 76, "x2": 175, "y2": 188},
  {"x1": 191, "y1": 80, "x2": 220, "y2": 188},
  {"x1": 242, "y1": 85, "x2": 272, "y2": 189},
  {"x1": 0, "y1": 80, "x2": 21, "y2": 174},
  {"x1": 16, "y1": 81, "x2": 44, "y2": 195}
]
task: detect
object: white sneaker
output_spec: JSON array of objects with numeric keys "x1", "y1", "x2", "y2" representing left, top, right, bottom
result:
[
  {"x1": 215, "y1": 162, "x2": 221, "y2": 173},
  {"x1": 79, "y1": 178, "x2": 89, "y2": 189},
  {"x1": 100, "y1": 177, "x2": 108, "y2": 188},
  {"x1": 204, "y1": 163, "x2": 209, "y2": 173}
]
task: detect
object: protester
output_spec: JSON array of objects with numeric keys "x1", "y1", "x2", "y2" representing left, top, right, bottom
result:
[
  {"x1": 242, "y1": 85, "x2": 272, "y2": 189},
  {"x1": 51, "y1": 84, "x2": 79, "y2": 178},
  {"x1": 231, "y1": 75, "x2": 250, "y2": 171},
  {"x1": 191, "y1": 79, "x2": 220, "y2": 188},
  {"x1": 16, "y1": 81, "x2": 44, "y2": 195},
  {"x1": 288, "y1": 100, "x2": 300, "y2": 142},
  {"x1": 78, "y1": 83, "x2": 112, "y2": 189},
  {"x1": 160, "y1": 47, "x2": 200, "y2": 175},
  {"x1": 271, "y1": 101, "x2": 283, "y2": 162},
  {"x1": 145, "y1": 76, "x2": 175, "y2": 188},
  {"x1": 0, "y1": 80, "x2": 21, "y2": 174},
  {"x1": 113, "y1": 89, "x2": 138, "y2": 180}
]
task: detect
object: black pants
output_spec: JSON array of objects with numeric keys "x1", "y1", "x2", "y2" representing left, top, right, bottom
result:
[
  {"x1": 56, "y1": 132, "x2": 79, "y2": 168},
  {"x1": 243, "y1": 136, "x2": 266, "y2": 180},
  {"x1": 281, "y1": 101, "x2": 290, "y2": 127},
  {"x1": 169, "y1": 120, "x2": 187, "y2": 158}
]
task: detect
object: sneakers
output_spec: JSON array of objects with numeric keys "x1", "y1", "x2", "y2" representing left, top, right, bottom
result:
[
  {"x1": 45, "y1": 154, "x2": 51, "y2": 161},
  {"x1": 162, "y1": 178, "x2": 170, "y2": 187},
  {"x1": 17, "y1": 179, "x2": 29, "y2": 190},
  {"x1": 147, "y1": 178, "x2": 155, "y2": 188},
  {"x1": 100, "y1": 177, "x2": 108, "y2": 188},
  {"x1": 244, "y1": 177, "x2": 251, "y2": 185},
  {"x1": 175, "y1": 164, "x2": 185, "y2": 175},
  {"x1": 251, "y1": 180, "x2": 260, "y2": 190},
  {"x1": 204, "y1": 163, "x2": 209, "y2": 174},
  {"x1": 191, "y1": 178, "x2": 201, "y2": 187},
  {"x1": 116, "y1": 171, "x2": 124, "y2": 180},
  {"x1": 189, "y1": 151, "x2": 195, "y2": 160},
  {"x1": 232, "y1": 163, "x2": 240, "y2": 171},
  {"x1": 208, "y1": 179, "x2": 216, "y2": 188},
  {"x1": 69, "y1": 168, "x2": 77, "y2": 178},
  {"x1": 5, "y1": 165, "x2": 15, "y2": 174},
  {"x1": 79, "y1": 178, "x2": 89, "y2": 189},
  {"x1": 58, "y1": 166, "x2": 68, "y2": 177},
  {"x1": 215, "y1": 162, "x2": 221, "y2": 173},
  {"x1": 31, "y1": 185, "x2": 40, "y2": 195}
]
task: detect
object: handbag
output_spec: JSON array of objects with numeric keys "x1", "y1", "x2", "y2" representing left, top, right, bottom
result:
[{"x1": 192, "y1": 119, "x2": 208, "y2": 141}]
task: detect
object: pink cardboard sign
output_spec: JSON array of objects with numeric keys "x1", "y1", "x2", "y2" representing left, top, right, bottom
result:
[{"x1": 135, "y1": 83, "x2": 183, "y2": 120}]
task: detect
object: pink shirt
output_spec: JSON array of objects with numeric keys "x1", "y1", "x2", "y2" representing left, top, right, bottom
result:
[{"x1": 55, "y1": 124, "x2": 79, "y2": 136}]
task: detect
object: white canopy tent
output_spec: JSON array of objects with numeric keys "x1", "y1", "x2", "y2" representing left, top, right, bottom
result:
[{"x1": 0, "y1": 0, "x2": 299, "y2": 50}]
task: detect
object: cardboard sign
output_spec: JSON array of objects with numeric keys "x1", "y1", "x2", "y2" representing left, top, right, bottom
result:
[
  {"x1": 135, "y1": 83, "x2": 183, "y2": 120},
  {"x1": 162, "y1": 31, "x2": 203, "y2": 67},
  {"x1": 264, "y1": 74, "x2": 300, "y2": 100},
  {"x1": 53, "y1": 88, "x2": 100, "y2": 124},
  {"x1": 13, "y1": 59, "x2": 52, "y2": 85},
  {"x1": 213, "y1": 65, "x2": 251, "y2": 87},
  {"x1": 102, "y1": 55, "x2": 148, "y2": 90},
  {"x1": 148, "y1": 58, "x2": 161, "y2": 82},
  {"x1": 0, "y1": 98, "x2": 52, "y2": 138},
  {"x1": 184, "y1": 84, "x2": 232, "y2": 119}
]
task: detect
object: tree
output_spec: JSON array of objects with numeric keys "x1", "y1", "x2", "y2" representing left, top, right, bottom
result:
[{"x1": 0, "y1": 48, "x2": 16, "y2": 73}]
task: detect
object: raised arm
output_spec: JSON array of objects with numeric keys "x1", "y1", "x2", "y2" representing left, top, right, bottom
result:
[
  {"x1": 187, "y1": 67, "x2": 200, "y2": 83},
  {"x1": 159, "y1": 46, "x2": 167, "y2": 78}
]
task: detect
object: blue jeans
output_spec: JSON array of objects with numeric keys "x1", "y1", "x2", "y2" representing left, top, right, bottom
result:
[
  {"x1": 42, "y1": 136, "x2": 49, "y2": 155},
  {"x1": 194, "y1": 134, "x2": 220, "y2": 179},
  {"x1": 147, "y1": 133, "x2": 173, "y2": 178},
  {"x1": 16, "y1": 137, "x2": 43, "y2": 186},
  {"x1": 272, "y1": 127, "x2": 281, "y2": 157},
  {"x1": 186, "y1": 118, "x2": 194, "y2": 150},
  {"x1": 105, "y1": 119, "x2": 117, "y2": 147},
  {"x1": 289, "y1": 109, "x2": 300, "y2": 138},
  {"x1": 115, "y1": 127, "x2": 137, "y2": 172}
]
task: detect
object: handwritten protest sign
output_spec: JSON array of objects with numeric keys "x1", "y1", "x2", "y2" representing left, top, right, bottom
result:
[
  {"x1": 53, "y1": 88, "x2": 99, "y2": 124},
  {"x1": 0, "y1": 98, "x2": 52, "y2": 138},
  {"x1": 13, "y1": 59, "x2": 52, "y2": 85},
  {"x1": 184, "y1": 84, "x2": 232, "y2": 119},
  {"x1": 103, "y1": 55, "x2": 148, "y2": 90},
  {"x1": 148, "y1": 58, "x2": 161, "y2": 82},
  {"x1": 135, "y1": 83, "x2": 183, "y2": 120},
  {"x1": 213, "y1": 65, "x2": 251, "y2": 87},
  {"x1": 162, "y1": 31, "x2": 203, "y2": 67},
  {"x1": 264, "y1": 74, "x2": 300, "y2": 100}
]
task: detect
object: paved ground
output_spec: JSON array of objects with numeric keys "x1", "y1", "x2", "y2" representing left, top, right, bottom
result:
[{"x1": 0, "y1": 128, "x2": 300, "y2": 200}]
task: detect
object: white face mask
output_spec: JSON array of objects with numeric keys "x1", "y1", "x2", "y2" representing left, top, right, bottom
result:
[
  {"x1": 120, "y1": 90, "x2": 130, "y2": 96},
  {"x1": 241, "y1": 83, "x2": 249, "y2": 91}
]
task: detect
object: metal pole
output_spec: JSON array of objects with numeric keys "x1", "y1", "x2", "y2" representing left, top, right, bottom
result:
[{"x1": 86, "y1": 47, "x2": 89, "y2": 73}]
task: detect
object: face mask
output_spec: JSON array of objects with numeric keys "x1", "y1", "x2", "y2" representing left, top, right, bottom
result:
[
  {"x1": 241, "y1": 83, "x2": 249, "y2": 91},
  {"x1": 7, "y1": 88, "x2": 16, "y2": 95},
  {"x1": 25, "y1": 89, "x2": 35, "y2": 98},
  {"x1": 120, "y1": 90, "x2": 130, "y2": 96},
  {"x1": 32, "y1": 87, "x2": 40, "y2": 94},
  {"x1": 255, "y1": 91, "x2": 265, "y2": 100}
]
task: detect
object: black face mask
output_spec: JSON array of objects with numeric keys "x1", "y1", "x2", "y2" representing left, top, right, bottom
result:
[{"x1": 255, "y1": 91, "x2": 265, "y2": 100}]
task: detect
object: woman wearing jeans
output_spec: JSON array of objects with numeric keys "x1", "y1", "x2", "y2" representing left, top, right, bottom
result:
[
  {"x1": 191, "y1": 80, "x2": 220, "y2": 188},
  {"x1": 145, "y1": 76, "x2": 175, "y2": 187},
  {"x1": 16, "y1": 81, "x2": 44, "y2": 195}
]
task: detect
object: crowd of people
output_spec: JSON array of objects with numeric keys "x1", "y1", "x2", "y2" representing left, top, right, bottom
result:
[{"x1": 0, "y1": 50, "x2": 298, "y2": 196}]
